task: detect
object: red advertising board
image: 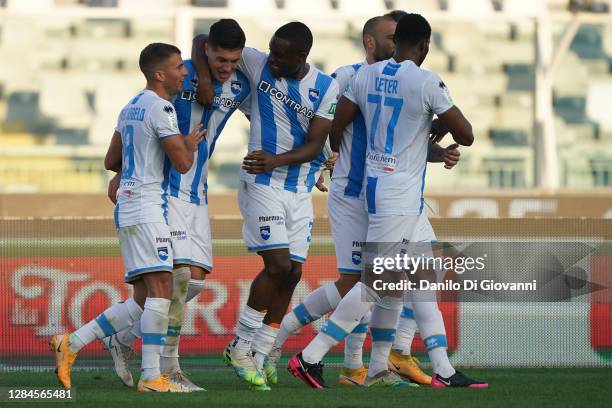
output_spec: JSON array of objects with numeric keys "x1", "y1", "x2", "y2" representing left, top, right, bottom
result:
[{"x1": 2, "y1": 256, "x2": 458, "y2": 356}]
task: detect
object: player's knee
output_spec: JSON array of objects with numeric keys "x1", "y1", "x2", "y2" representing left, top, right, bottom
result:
[
  {"x1": 265, "y1": 261, "x2": 292, "y2": 280},
  {"x1": 335, "y1": 274, "x2": 360, "y2": 297},
  {"x1": 286, "y1": 266, "x2": 302, "y2": 290}
]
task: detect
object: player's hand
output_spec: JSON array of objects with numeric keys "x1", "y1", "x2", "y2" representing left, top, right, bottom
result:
[
  {"x1": 185, "y1": 124, "x2": 206, "y2": 153},
  {"x1": 430, "y1": 118, "x2": 450, "y2": 144},
  {"x1": 242, "y1": 150, "x2": 279, "y2": 174},
  {"x1": 107, "y1": 172, "x2": 121, "y2": 205},
  {"x1": 315, "y1": 174, "x2": 328, "y2": 192},
  {"x1": 443, "y1": 143, "x2": 460, "y2": 169},
  {"x1": 325, "y1": 152, "x2": 339, "y2": 171},
  {"x1": 195, "y1": 76, "x2": 215, "y2": 107}
]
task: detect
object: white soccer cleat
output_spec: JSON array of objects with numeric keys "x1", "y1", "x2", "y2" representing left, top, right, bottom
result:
[
  {"x1": 166, "y1": 369, "x2": 206, "y2": 392},
  {"x1": 101, "y1": 334, "x2": 134, "y2": 387},
  {"x1": 264, "y1": 347, "x2": 281, "y2": 384}
]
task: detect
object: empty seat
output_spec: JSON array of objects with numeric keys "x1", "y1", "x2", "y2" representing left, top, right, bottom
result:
[{"x1": 391, "y1": 0, "x2": 439, "y2": 12}]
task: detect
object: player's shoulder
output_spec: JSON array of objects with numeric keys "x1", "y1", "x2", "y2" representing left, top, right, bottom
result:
[
  {"x1": 331, "y1": 62, "x2": 364, "y2": 78},
  {"x1": 309, "y1": 66, "x2": 339, "y2": 92}
]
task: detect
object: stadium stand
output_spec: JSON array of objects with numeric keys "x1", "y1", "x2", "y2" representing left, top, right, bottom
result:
[{"x1": 0, "y1": 0, "x2": 610, "y2": 191}]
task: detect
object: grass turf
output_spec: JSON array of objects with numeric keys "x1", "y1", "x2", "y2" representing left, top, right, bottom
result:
[{"x1": 1, "y1": 367, "x2": 610, "y2": 408}]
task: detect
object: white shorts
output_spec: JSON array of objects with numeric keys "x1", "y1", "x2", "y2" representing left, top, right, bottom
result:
[
  {"x1": 238, "y1": 181, "x2": 313, "y2": 263},
  {"x1": 366, "y1": 213, "x2": 435, "y2": 261},
  {"x1": 118, "y1": 222, "x2": 173, "y2": 283},
  {"x1": 328, "y1": 185, "x2": 368, "y2": 275},
  {"x1": 410, "y1": 213, "x2": 437, "y2": 243},
  {"x1": 167, "y1": 196, "x2": 213, "y2": 272}
]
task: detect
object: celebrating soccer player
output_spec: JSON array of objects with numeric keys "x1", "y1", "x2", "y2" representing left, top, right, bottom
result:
[
  {"x1": 193, "y1": 22, "x2": 338, "y2": 390},
  {"x1": 102, "y1": 19, "x2": 251, "y2": 391},
  {"x1": 271, "y1": 12, "x2": 461, "y2": 387},
  {"x1": 50, "y1": 42, "x2": 206, "y2": 392},
  {"x1": 289, "y1": 14, "x2": 488, "y2": 389}
]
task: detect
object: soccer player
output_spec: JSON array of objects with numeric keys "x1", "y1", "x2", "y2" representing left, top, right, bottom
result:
[
  {"x1": 193, "y1": 22, "x2": 338, "y2": 390},
  {"x1": 270, "y1": 12, "x2": 460, "y2": 386},
  {"x1": 101, "y1": 19, "x2": 250, "y2": 391},
  {"x1": 288, "y1": 14, "x2": 488, "y2": 389},
  {"x1": 50, "y1": 43, "x2": 205, "y2": 392}
]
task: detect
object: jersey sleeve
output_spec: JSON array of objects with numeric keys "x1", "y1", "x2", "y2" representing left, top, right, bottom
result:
[
  {"x1": 237, "y1": 47, "x2": 267, "y2": 82},
  {"x1": 343, "y1": 70, "x2": 363, "y2": 105},
  {"x1": 238, "y1": 92, "x2": 252, "y2": 116},
  {"x1": 149, "y1": 100, "x2": 180, "y2": 139},
  {"x1": 423, "y1": 73, "x2": 454, "y2": 115},
  {"x1": 314, "y1": 78, "x2": 340, "y2": 120},
  {"x1": 331, "y1": 66, "x2": 352, "y2": 97}
]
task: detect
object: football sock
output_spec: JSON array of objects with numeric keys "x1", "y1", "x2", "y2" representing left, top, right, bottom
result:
[
  {"x1": 392, "y1": 306, "x2": 418, "y2": 355},
  {"x1": 115, "y1": 323, "x2": 141, "y2": 348},
  {"x1": 302, "y1": 283, "x2": 377, "y2": 364},
  {"x1": 251, "y1": 324, "x2": 280, "y2": 370},
  {"x1": 367, "y1": 297, "x2": 402, "y2": 377},
  {"x1": 275, "y1": 283, "x2": 341, "y2": 349},
  {"x1": 234, "y1": 305, "x2": 266, "y2": 355},
  {"x1": 185, "y1": 279, "x2": 205, "y2": 303},
  {"x1": 344, "y1": 309, "x2": 371, "y2": 369},
  {"x1": 69, "y1": 297, "x2": 142, "y2": 353},
  {"x1": 141, "y1": 297, "x2": 171, "y2": 380},
  {"x1": 161, "y1": 266, "x2": 190, "y2": 373}
]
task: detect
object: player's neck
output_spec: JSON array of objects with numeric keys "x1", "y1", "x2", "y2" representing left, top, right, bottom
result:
[
  {"x1": 392, "y1": 49, "x2": 421, "y2": 67},
  {"x1": 286, "y1": 63, "x2": 309, "y2": 80},
  {"x1": 146, "y1": 83, "x2": 172, "y2": 101}
]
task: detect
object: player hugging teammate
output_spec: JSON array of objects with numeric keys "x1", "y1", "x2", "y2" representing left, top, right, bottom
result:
[{"x1": 51, "y1": 12, "x2": 487, "y2": 394}]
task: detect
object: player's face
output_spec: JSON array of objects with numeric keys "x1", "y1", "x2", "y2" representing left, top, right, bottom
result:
[
  {"x1": 205, "y1": 43, "x2": 242, "y2": 83},
  {"x1": 268, "y1": 36, "x2": 305, "y2": 78},
  {"x1": 162, "y1": 53, "x2": 189, "y2": 95},
  {"x1": 417, "y1": 38, "x2": 431, "y2": 66},
  {"x1": 372, "y1": 19, "x2": 397, "y2": 62}
]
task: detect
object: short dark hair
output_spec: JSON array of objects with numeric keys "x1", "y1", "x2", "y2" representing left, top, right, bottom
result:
[
  {"x1": 209, "y1": 18, "x2": 246, "y2": 50},
  {"x1": 139, "y1": 42, "x2": 181, "y2": 79},
  {"x1": 274, "y1": 21, "x2": 313, "y2": 52},
  {"x1": 362, "y1": 15, "x2": 395, "y2": 48},
  {"x1": 394, "y1": 13, "x2": 431, "y2": 46},
  {"x1": 384, "y1": 10, "x2": 408, "y2": 22}
]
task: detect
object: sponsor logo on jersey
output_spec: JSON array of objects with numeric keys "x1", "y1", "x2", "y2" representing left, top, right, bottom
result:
[
  {"x1": 308, "y1": 88, "x2": 320, "y2": 102},
  {"x1": 156, "y1": 237, "x2": 171, "y2": 244},
  {"x1": 170, "y1": 230, "x2": 187, "y2": 241},
  {"x1": 231, "y1": 81, "x2": 242, "y2": 95},
  {"x1": 213, "y1": 95, "x2": 241, "y2": 110},
  {"x1": 260, "y1": 225, "x2": 271, "y2": 240},
  {"x1": 180, "y1": 90, "x2": 196, "y2": 101},
  {"x1": 351, "y1": 251, "x2": 362, "y2": 265},
  {"x1": 258, "y1": 215, "x2": 283, "y2": 222},
  {"x1": 258, "y1": 80, "x2": 315, "y2": 119},
  {"x1": 328, "y1": 103, "x2": 336, "y2": 115},
  {"x1": 157, "y1": 246, "x2": 169, "y2": 261},
  {"x1": 366, "y1": 151, "x2": 397, "y2": 173}
]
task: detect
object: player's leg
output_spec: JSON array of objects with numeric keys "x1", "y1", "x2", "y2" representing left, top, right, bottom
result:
[
  {"x1": 388, "y1": 214, "x2": 434, "y2": 384},
  {"x1": 224, "y1": 182, "x2": 289, "y2": 389},
  {"x1": 50, "y1": 223, "x2": 166, "y2": 389},
  {"x1": 160, "y1": 197, "x2": 211, "y2": 391}
]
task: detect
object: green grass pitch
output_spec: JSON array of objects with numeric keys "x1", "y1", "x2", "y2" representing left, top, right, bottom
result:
[{"x1": 1, "y1": 366, "x2": 610, "y2": 407}]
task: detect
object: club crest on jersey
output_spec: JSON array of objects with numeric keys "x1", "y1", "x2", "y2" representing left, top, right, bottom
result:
[
  {"x1": 260, "y1": 225, "x2": 271, "y2": 240},
  {"x1": 231, "y1": 81, "x2": 242, "y2": 95},
  {"x1": 352, "y1": 251, "x2": 362, "y2": 265},
  {"x1": 157, "y1": 246, "x2": 169, "y2": 261},
  {"x1": 308, "y1": 88, "x2": 320, "y2": 102}
]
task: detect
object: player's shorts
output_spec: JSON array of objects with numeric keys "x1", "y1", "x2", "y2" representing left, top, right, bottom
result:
[
  {"x1": 410, "y1": 213, "x2": 437, "y2": 243},
  {"x1": 238, "y1": 181, "x2": 313, "y2": 263},
  {"x1": 167, "y1": 196, "x2": 212, "y2": 272},
  {"x1": 118, "y1": 222, "x2": 173, "y2": 283},
  {"x1": 328, "y1": 184, "x2": 368, "y2": 275}
]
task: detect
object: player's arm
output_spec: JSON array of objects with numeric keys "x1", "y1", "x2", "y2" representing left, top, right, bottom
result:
[
  {"x1": 161, "y1": 125, "x2": 206, "y2": 174},
  {"x1": 242, "y1": 117, "x2": 330, "y2": 174},
  {"x1": 104, "y1": 131, "x2": 122, "y2": 172},
  {"x1": 191, "y1": 34, "x2": 215, "y2": 106},
  {"x1": 435, "y1": 106, "x2": 473, "y2": 146},
  {"x1": 330, "y1": 95, "x2": 359, "y2": 152}
]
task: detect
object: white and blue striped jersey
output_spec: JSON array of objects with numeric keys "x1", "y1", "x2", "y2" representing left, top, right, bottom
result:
[
  {"x1": 114, "y1": 89, "x2": 180, "y2": 228},
  {"x1": 345, "y1": 58, "x2": 454, "y2": 215},
  {"x1": 330, "y1": 61, "x2": 369, "y2": 198},
  {"x1": 237, "y1": 47, "x2": 339, "y2": 193},
  {"x1": 168, "y1": 59, "x2": 251, "y2": 205}
]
